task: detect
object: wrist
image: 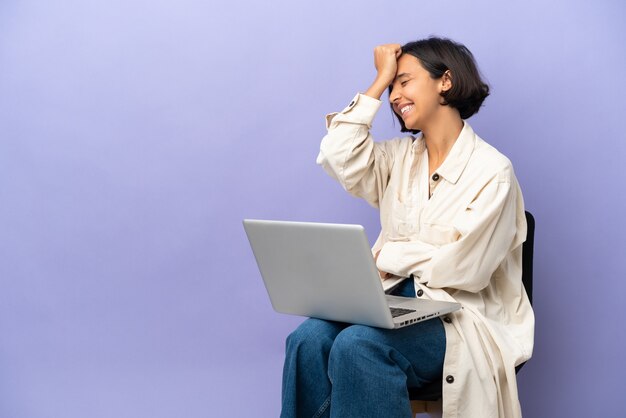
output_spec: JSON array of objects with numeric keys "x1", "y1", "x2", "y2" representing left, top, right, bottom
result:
[
  {"x1": 375, "y1": 72, "x2": 395, "y2": 85},
  {"x1": 364, "y1": 76, "x2": 392, "y2": 100}
]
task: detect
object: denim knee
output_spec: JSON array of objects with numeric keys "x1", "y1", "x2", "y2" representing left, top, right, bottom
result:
[
  {"x1": 328, "y1": 326, "x2": 379, "y2": 367},
  {"x1": 286, "y1": 318, "x2": 340, "y2": 357},
  {"x1": 332, "y1": 324, "x2": 382, "y2": 348}
]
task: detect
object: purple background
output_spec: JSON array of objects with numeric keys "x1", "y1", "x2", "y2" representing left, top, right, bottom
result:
[{"x1": 1, "y1": 1, "x2": 625, "y2": 417}]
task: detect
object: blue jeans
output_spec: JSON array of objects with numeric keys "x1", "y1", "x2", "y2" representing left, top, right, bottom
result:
[{"x1": 280, "y1": 279, "x2": 446, "y2": 418}]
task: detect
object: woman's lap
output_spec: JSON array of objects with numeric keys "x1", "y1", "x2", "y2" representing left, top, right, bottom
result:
[
  {"x1": 289, "y1": 277, "x2": 446, "y2": 384},
  {"x1": 293, "y1": 313, "x2": 446, "y2": 384},
  {"x1": 282, "y1": 278, "x2": 446, "y2": 417}
]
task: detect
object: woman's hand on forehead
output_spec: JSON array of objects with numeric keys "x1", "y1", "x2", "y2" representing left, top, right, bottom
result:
[
  {"x1": 373, "y1": 44, "x2": 402, "y2": 85},
  {"x1": 364, "y1": 43, "x2": 402, "y2": 100}
]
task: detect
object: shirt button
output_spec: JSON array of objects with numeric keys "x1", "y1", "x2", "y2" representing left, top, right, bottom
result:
[
  {"x1": 443, "y1": 316, "x2": 452, "y2": 324},
  {"x1": 416, "y1": 289, "x2": 424, "y2": 297},
  {"x1": 432, "y1": 173, "x2": 440, "y2": 181},
  {"x1": 446, "y1": 375, "x2": 455, "y2": 384}
]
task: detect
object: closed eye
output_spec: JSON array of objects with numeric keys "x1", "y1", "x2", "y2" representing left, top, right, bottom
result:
[{"x1": 401, "y1": 80, "x2": 409, "y2": 86}]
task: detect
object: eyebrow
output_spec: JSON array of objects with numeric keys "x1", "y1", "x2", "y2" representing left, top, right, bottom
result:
[{"x1": 394, "y1": 73, "x2": 411, "y2": 82}]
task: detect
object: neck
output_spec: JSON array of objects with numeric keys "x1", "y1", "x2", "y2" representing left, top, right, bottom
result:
[{"x1": 421, "y1": 110, "x2": 464, "y2": 171}]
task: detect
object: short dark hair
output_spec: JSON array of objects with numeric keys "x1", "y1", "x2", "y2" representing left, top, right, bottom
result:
[{"x1": 389, "y1": 37, "x2": 490, "y2": 134}]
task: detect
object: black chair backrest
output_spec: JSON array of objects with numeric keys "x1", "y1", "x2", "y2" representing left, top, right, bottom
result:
[
  {"x1": 522, "y1": 211, "x2": 535, "y2": 306},
  {"x1": 514, "y1": 210, "x2": 534, "y2": 374}
]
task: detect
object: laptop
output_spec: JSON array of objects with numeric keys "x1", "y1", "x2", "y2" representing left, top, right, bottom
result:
[{"x1": 243, "y1": 219, "x2": 461, "y2": 329}]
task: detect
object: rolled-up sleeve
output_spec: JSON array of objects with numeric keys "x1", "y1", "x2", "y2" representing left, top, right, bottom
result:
[
  {"x1": 316, "y1": 93, "x2": 396, "y2": 208},
  {"x1": 376, "y1": 167, "x2": 524, "y2": 293}
]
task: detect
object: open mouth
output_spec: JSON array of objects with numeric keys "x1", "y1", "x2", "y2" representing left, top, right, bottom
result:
[{"x1": 399, "y1": 104, "x2": 414, "y2": 117}]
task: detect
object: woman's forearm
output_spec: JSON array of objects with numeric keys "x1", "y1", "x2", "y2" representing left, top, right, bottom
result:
[{"x1": 364, "y1": 76, "x2": 392, "y2": 100}]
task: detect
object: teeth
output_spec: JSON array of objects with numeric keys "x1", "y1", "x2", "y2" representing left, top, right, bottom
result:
[{"x1": 400, "y1": 105, "x2": 413, "y2": 115}]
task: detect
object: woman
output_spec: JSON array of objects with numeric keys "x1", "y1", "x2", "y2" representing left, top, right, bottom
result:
[{"x1": 281, "y1": 37, "x2": 534, "y2": 418}]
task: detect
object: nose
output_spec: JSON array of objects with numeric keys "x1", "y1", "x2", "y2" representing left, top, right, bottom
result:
[{"x1": 389, "y1": 85, "x2": 400, "y2": 105}]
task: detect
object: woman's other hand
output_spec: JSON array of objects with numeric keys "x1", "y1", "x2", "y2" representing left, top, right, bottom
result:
[
  {"x1": 365, "y1": 44, "x2": 402, "y2": 100},
  {"x1": 374, "y1": 250, "x2": 392, "y2": 280}
]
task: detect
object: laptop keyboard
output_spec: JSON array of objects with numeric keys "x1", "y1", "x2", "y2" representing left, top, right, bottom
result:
[{"x1": 390, "y1": 307, "x2": 416, "y2": 318}]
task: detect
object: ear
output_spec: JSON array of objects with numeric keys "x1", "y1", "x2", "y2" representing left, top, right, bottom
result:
[{"x1": 441, "y1": 70, "x2": 453, "y2": 93}]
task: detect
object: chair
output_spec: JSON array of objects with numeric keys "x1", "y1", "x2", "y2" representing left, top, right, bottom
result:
[{"x1": 409, "y1": 211, "x2": 535, "y2": 417}]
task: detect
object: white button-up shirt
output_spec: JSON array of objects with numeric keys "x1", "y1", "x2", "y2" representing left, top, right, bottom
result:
[{"x1": 316, "y1": 93, "x2": 535, "y2": 418}]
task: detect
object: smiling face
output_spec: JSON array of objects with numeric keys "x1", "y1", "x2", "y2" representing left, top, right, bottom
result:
[{"x1": 389, "y1": 54, "x2": 447, "y2": 131}]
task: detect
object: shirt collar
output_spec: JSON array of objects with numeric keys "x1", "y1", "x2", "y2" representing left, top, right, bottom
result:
[{"x1": 412, "y1": 121, "x2": 476, "y2": 185}]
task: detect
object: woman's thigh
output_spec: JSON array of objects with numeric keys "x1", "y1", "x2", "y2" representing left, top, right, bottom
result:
[
  {"x1": 286, "y1": 318, "x2": 348, "y2": 351},
  {"x1": 288, "y1": 278, "x2": 445, "y2": 384},
  {"x1": 331, "y1": 317, "x2": 446, "y2": 386}
]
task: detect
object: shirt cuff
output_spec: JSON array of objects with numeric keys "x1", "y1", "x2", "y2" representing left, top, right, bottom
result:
[
  {"x1": 325, "y1": 93, "x2": 383, "y2": 129},
  {"x1": 376, "y1": 240, "x2": 437, "y2": 278},
  {"x1": 376, "y1": 241, "x2": 408, "y2": 277}
]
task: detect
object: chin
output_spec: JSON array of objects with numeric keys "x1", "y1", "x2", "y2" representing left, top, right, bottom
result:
[
  {"x1": 404, "y1": 120, "x2": 420, "y2": 132},
  {"x1": 403, "y1": 115, "x2": 419, "y2": 130}
]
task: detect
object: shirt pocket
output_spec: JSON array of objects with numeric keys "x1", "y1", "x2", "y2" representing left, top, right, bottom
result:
[
  {"x1": 418, "y1": 221, "x2": 460, "y2": 247},
  {"x1": 382, "y1": 187, "x2": 414, "y2": 240}
]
